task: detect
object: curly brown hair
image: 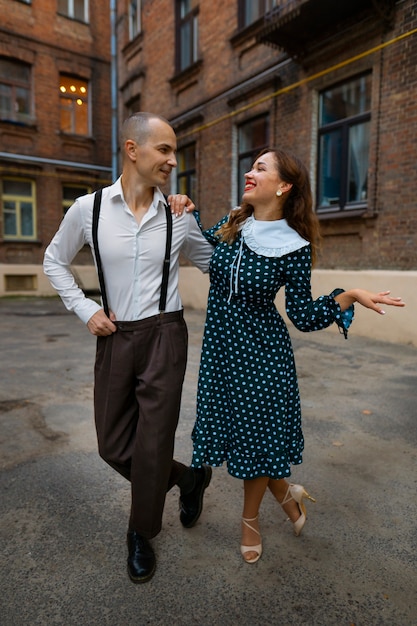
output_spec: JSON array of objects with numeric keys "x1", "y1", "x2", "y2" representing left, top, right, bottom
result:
[{"x1": 217, "y1": 148, "x2": 321, "y2": 265}]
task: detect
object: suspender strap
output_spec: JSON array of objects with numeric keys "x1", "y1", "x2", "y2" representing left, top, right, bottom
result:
[
  {"x1": 92, "y1": 189, "x2": 110, "y2": 318},
  {"x1": 91, "y1": 190, "x2": 172, "y2": 317},
  {"x1": 159, "y1": 199, "x2": 172, "y2": 313}
]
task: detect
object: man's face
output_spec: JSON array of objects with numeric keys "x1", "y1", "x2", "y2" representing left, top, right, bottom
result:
[{"x1": 132, "y1": 118, "x2": 177, "y2": 187}]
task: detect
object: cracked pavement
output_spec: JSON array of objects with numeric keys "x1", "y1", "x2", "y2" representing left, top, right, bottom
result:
[{"x1": 0, "y1": 297, "x2": 416, "y2": 626}]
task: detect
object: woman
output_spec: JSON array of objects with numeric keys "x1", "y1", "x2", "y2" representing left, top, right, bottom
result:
[{"x1": 191, "y1": 148, "x2": 405, "y2": 564}]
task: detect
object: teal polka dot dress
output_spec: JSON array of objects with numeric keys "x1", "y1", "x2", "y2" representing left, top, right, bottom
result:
[{"x1": 191, "y1": 214, "x2": 353, "y2": 480}]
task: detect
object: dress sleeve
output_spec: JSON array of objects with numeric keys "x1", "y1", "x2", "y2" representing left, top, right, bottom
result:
[
  {"x1": 283, "y1": 246, "x2": 354, "y2": 339},
  {"x1": 193, "y1": 212, "x2": 228, "y2": 246}
]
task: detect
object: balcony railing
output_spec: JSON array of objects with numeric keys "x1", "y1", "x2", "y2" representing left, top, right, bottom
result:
[{"x1": 256, "y1": 0, "x2": 397, "y2": 57}]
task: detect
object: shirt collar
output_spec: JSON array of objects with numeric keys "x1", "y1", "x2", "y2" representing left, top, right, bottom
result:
[{"x1": 109, "y1": 177, "x2": 167, "y2": 211}]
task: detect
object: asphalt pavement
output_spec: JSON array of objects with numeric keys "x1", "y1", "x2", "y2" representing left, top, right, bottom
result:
[{"x1": 0, "y1": 297, "x2": 416, "y2": 626}]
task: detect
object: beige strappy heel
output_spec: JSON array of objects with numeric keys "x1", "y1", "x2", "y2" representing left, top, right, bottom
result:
[
  {"x1": 241, "y1": 515, "x2": 263, "y2": 563},
  {"x1": 280, "y1": 483, "x2": 316, "y2": 536}
]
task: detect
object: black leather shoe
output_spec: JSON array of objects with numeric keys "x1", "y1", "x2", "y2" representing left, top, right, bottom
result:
[
  {"x1": 127, "y1": 531, "x2": 156, "y2": 584},
  {"x1": 179, "y1": 465, "x2": 212, "y2": 528}
]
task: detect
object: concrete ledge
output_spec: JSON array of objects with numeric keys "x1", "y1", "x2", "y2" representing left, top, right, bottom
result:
[
  {"x1": 1, "y1": 263, "x2": 414, "y2": 346},
  {"x1": 178, "y1": 267, "x2": 415, "y2": 347},
  {"x1": 0, "y1": 264, "x2": 100, "y2": 297}
]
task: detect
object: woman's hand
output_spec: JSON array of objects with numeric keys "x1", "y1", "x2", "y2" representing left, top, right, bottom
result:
[
  {"x1": 167, "y1": 194, "x2": 195, "y2": 217},
  {"x1": 335, "y1": 289, "x2": 405, "y2": 315}
]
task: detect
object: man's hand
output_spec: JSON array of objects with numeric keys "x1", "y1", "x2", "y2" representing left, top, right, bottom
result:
[
  {"x1": 87, "y1": 309, "x2": 117, "y2": 336},
  {"x1": 167, "y1": 194, "x2": 195, "y2": 217}
]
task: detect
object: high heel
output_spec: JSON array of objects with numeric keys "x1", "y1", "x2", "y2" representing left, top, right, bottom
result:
[
  {"x1": 241, "y1": 516, "x2": 262, "y2": 563},
  {"x1": 280, "y1": 484, "x2": 316, "y2": 537}
]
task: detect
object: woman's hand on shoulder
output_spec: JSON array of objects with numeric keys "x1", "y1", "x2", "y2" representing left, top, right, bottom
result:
[{"x1": 167, "y1": 194, "x2": 195, "y2": 217}]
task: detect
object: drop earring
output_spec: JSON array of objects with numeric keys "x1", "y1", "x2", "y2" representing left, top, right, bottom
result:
[{"x1": 276, "y1": 189, "x2": 283, "y2": 197}]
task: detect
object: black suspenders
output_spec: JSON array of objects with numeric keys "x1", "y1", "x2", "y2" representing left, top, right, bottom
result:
[
  {"x1": 92, "y1": 189, "x2": 172, "y2": 317},
  {"x1": 92, "y1": 189, "x2": 109, "y2": 317},
  {"x1": 159, "y1": 199, "x2": 173, "y2": 314}
]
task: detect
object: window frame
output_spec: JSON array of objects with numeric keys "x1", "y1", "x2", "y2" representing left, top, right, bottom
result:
[
  {"x1": 125, "y1": 94, "x2": 141, "y2": 120},
  {"x1": 175, "y1": 0, "x2": 199, "y2": 74},
  {"x1": 62, "y1": 183, "x2": 91, "y2": 214},
  {"x1": 57, "y1": 0, "x2": 89, "y2": 23},
  {"x1": 237, "y1": 114, "x2": 270, "y2": 202},
  {"x1": 1, "y1": 177, "x2": 37, "y2": 241},
  {"x1": 316, "y1": 73, "x2": 372, "y2": 215},
  {"x1": 238, "y1": 0, "x2": 278, "y2": 29},
  {"x1": 0, "y1": 58, "x2": 33, "y2": 124},
  {"x1": 176, "y1": 142, "x2": 197, "y2": 199},
  {"x1": 59, "y1": 74, "x2": 90, "y2": 136},
  {"x1": 128, "y1": 0, "x2": 142, "y2": 40}
]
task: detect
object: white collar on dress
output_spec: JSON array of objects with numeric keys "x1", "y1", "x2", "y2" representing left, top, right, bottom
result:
[{"x1": 241, "y1": 215, "x2": 309, "y2": 258}]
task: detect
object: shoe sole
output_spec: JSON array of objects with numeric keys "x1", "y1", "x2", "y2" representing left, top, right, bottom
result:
[
  {"x1": 127, "y1": 562, "x2": 156, "y2": 584},
  {"x1": 181, "y1": 465, "x2": 212, "y2": 529}
]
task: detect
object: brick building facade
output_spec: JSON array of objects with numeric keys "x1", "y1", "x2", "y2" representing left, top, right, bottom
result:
[
  {"x1": 0, "y1": 1, "x2": 415, "y2": 343},
  {"x1": 0, "y1": 0, "x2": 112, "y2": 294},
  {"x1": 117, "y1": 0, "x2": 417, "y2": 271}
]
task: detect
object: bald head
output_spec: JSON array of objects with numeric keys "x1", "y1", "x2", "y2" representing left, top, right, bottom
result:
[{"x1": 120, "y1": 112, "x2": 173, "y2": 149}]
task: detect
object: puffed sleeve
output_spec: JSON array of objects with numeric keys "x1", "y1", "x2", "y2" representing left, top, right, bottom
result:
[
  {"x1": 283, "y1": 246, "x2": 354, "y2": 338},
  {"x1": 193, "y1": 212, "x2": 229, "y2": 246}
]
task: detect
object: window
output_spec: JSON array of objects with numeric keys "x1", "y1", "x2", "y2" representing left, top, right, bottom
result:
[
  {"x1": 2, "y1": 178, "x2": 36, "y2": 240},
  {"x1": 317, "y1": 74, "x2": 371, "y2": 213},
  {"x1": 125, "y1": 95, "x2": 141, "y2": 119},
  {"x1": 57, "y1": 0, "x2": 88, "y2": 22},
  {"x1": 59, "y1": 75, "x2": 89, "y2": 135},
  {"x1": 129, "y1": 0, "x2": 142, "y2": 40},
  {"x1": 237, "y1": 115, "x2": 269, "y2": 201},
  {"x1": 176, "y1": 0, "x2": 199, "y2": 73},
  {"x1": 239, "y1": 0, "x2": 278, "y2": 28},
  {"x1": 62, "y1": 184, "x2": 90, "y2": 214},
  {"x1": 0, "y1": 58, "x2": 32, "y2": 123},
  {"x1": 176, "y1": 144, "x2": 196, "y2": 199}
]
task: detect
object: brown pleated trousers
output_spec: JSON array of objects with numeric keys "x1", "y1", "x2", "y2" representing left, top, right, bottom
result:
[{"x1": 93, "y1": 310, "x2": 188, "y2": 539}]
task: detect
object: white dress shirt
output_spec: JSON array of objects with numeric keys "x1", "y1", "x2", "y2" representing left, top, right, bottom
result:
[{"x1": 43, "y1": 177, "x2": 214, "y2": 324}]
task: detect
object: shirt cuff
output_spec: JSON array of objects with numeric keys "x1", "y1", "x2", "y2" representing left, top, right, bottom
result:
[{"x1": 331, "y1": 288, "x2": 355, "y2": 339}]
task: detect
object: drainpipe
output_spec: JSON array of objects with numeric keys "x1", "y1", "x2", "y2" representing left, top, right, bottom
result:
[{"x1": 110, "y1": 0, "x2": 118, "y2": 182}]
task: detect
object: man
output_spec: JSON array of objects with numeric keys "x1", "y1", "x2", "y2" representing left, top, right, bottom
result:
[{"x1": 44, "y1": 112, "x2": 214, "y2": 583}]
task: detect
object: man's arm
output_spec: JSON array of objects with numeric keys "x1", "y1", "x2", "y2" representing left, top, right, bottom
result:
[
  {"x1": 180, "y1": 212, "x2": 215, "y2": 272},
  {"x1": 43, "y1": 200, "x2": 103, "y2": 325}
]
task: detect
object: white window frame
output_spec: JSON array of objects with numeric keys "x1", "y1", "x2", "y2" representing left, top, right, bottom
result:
[
  {"x1": 58, "y1": 0, "x2": 89, "y2": 22},
  {"x1": 129, "y1": 0, "x2": 142, "y2": 40}
]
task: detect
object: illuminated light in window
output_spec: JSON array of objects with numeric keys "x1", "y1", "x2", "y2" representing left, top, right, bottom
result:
[
  {"x1": 80, "y1": 86, "x2": 87, "y2": 94},
  {"x1": 76, "y1": 99, "x2": 83, "y2": 106},
  {"x1": 70, "y1": 85, "x2": 76, "y2": 92},
  {"x1": 60, "y1": 86, "x2": 66, "y2": 92}
]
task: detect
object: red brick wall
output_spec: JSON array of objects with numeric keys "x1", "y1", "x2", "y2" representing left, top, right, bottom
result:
[
  {"x1": 118, "y1": 0, "x2": 417, "y2": 271},
  {"x1": 0, "y1": 0, "x2": 112, "y2": 264}
]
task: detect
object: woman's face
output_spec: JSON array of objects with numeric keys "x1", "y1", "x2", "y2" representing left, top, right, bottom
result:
[{"x1": 242, "y1": 152, "x2": 283, "y2": 206}]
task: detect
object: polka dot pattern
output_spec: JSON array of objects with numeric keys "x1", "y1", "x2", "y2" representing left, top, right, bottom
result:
[{"x1": 191, "y1": 220, "x2": 351, "y2": 480}]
